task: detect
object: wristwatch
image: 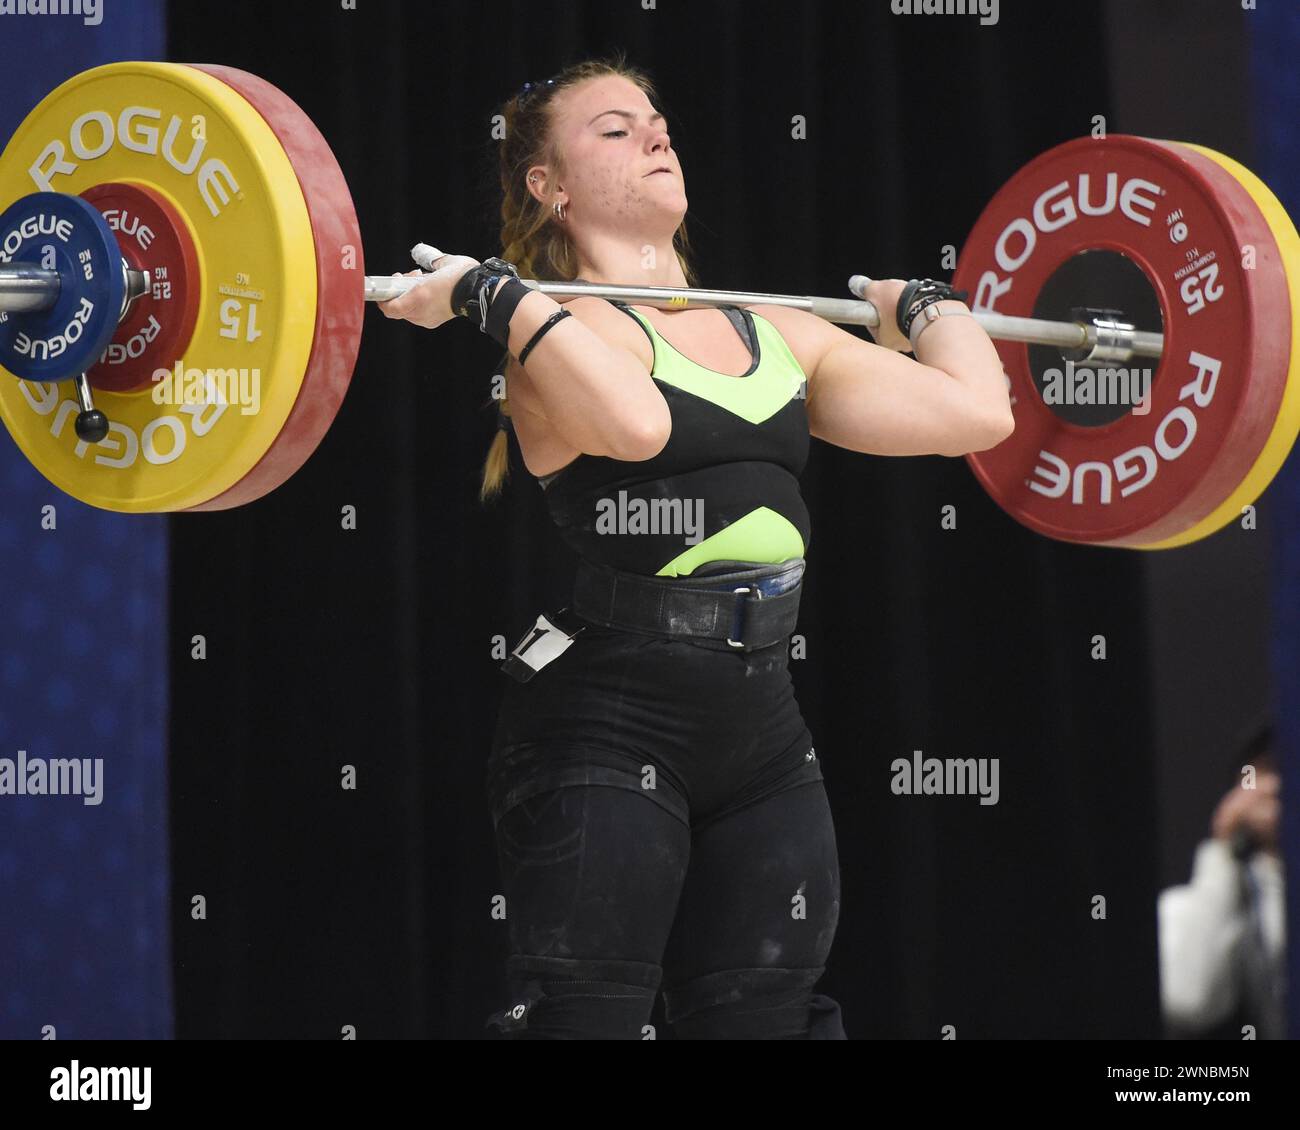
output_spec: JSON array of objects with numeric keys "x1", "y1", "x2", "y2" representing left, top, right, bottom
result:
[
  {"x1": 480, "y1": 256, "x2": 520, "y2": 285},
  {"x1": 476, "y1": 259, "x2": 521, "y2": 333},
  {"x1": 452, "y1": 256, "x2": 521, "y2": 321}
]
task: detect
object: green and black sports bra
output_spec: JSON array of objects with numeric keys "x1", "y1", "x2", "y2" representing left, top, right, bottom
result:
[{"x1": 535, "y1": 299, "x2": 811, "y2": 578}]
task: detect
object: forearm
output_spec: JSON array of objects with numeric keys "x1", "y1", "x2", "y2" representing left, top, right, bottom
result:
[{"x1": 909, "y1": 299, "x2": 1014, "y2": 430}]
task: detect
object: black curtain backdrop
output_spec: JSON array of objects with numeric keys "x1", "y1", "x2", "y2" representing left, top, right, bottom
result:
[{"x1": 162, "y1": 0, "x2": 1268, "y2": 1039}]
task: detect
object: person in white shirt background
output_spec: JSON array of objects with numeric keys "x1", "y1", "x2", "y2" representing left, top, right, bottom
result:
[{"x1": 1158, "y1": 721, "x2": 1287, "y2": 1039}]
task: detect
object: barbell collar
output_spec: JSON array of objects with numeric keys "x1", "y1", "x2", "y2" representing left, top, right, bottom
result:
[
  {"x1": 71, "y1": 372, "x2": 109, "y2": 444},
  {"x1": 123, "y1": 265, "x2": 151, "y2": 312},
  {"x1": 974, "y1": 311, "x2": 1163, "y2": 361},
  {"x1": 0, "y1": 264, "x2": 150, "y2": 321},
  {"x1": 1060, "y1": 308, "x2": 1141, "y2": 364}
]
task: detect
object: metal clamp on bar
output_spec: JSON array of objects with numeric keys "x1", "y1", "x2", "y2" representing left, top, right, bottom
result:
[{"x1": 1060, "y1": 307, "x2": 1140, "y2": 364}]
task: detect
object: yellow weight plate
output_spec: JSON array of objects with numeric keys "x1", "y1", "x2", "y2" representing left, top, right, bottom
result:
[
  {"x1": 0, "y1": 61, "x2": 317, "y2": 512},
  {"x1": 1142, "y1": 143, "x2": 1300, "y2": 550}
]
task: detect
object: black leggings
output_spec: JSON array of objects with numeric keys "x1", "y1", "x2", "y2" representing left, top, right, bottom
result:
[{"x1": 484, "y1": 610, "x2": 844, "y2": 1039}]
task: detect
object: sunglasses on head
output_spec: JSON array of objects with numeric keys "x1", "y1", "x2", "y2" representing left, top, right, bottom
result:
[{"x1": 517, "y1": 78, "x2": 557, "y2": 104}]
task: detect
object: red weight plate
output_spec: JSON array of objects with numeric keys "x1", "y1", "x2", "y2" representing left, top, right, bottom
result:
[
  {"x1": 81, "y1": 181, "x2": 202, "y2": 394},
  {"x1": 952, "y1": 135, "x2": 1292, "y2": 547},
  {"x1": 182, "y1": 64, "x2": 363, "y2": 511}
]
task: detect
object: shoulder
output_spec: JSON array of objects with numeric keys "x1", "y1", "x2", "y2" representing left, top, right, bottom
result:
[
  {"x1": 556, "y1": 294, "x2": 643, "y2": 334},
  {"x1": 549, "y1": 295, "x2": 653, "y2": 370},
  {"x1": 744, "y1": 303, "x2": 837, "y2": 378},
  {"x1": 504, "y1": 296, "x2": 654, "y2": 402},
  {"x1": 559, "y1": 294, "x2": 651, "y2": 340}
]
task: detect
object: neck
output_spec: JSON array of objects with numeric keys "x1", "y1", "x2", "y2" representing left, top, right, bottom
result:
[{"x1": 571, "y1": 228, "x2": 688, "y2": 288}]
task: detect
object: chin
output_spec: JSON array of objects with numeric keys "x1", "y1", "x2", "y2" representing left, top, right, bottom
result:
[
  {"x1": 646, "y1": 175, "x2": 687, "y2": 201},
  {"x1": 637, "y1": 184, "x2": 687, "y2": 225}
]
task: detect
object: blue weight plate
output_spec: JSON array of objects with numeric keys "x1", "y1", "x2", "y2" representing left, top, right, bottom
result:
[{"x1": 0, "y1": 191, "x2": 126, "y2": 383}]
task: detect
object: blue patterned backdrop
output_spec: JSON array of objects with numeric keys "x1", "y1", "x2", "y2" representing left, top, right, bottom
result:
[{"x1": 0, "y1": 5, "x2": 171, "y2": 1039}]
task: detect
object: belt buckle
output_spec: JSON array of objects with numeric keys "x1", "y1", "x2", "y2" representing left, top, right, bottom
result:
[{"x1": 727, "y1": 584, "x2": 762, "y2": 649}]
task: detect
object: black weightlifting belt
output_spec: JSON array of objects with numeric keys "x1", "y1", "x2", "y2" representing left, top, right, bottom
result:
[{"x1": 572, "y1": 557, "x2": 805, "y2": 652}]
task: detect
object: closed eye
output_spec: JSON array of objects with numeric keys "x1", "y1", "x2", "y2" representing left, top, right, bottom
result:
[{"x1": 602, "y1": 129, "x2": 627, "y2": 138}]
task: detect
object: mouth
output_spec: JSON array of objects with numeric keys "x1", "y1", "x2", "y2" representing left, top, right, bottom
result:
[{"x1": 645, "y1": 167, "x2": 674, "y2": 177}]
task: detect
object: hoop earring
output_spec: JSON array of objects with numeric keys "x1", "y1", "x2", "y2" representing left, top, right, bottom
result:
[{"x1": 553, "y1": 200, "x2": 566, "y2": 222}]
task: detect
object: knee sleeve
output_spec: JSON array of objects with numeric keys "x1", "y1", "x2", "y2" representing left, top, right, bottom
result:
[
  {"x1": 485, "y1": 953, "x2": 663, "y2": 1040},
  {"x1": 663, "y1": 966, "x2": 847, "y2": 1040}
]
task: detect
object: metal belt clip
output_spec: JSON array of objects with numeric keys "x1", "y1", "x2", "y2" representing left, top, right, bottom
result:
[{"x1": 727, "y1": 584, "x2": 762, "y2": 649}]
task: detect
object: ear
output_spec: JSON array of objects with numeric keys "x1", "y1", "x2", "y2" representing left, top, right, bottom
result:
[{"x1": 525, "y1": 167, "x2": 552, "y2": 206}]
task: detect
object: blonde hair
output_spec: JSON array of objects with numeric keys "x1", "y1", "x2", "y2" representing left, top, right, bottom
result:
[{"x1": 479, "y1": 51, "x2": 700, "y2": 502}]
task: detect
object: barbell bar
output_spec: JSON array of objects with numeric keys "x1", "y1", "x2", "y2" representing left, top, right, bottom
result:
[
  {"x1": 0, "y1": 249, "x2": 1168, "y2": 364},
  {"x1": 360, "y1": 272, "x2": 1166, "y2": 362},
  {"x1": 0, "y1": 61, "x2": 1296, "y2": 550},
  {"x1": 0, "y1": 265, "x2": 62, "y2": 314}
]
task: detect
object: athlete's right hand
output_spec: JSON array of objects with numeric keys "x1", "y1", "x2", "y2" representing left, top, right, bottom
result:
[
  {"x1": 377, "y1": 253, "x2": 481, "y2": 329},
  {"x1": 860, "y1": 277, "x2": 911, "y2": 352}
]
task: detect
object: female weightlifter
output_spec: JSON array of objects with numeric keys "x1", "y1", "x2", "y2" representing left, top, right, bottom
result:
[{"x1": 378, "y1": 54, "x2": 1012, "y2": 1039}]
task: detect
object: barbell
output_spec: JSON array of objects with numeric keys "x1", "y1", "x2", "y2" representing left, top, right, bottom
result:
[{"x1": 0, "y1": 62, "x2": 1296, "y2": 549}]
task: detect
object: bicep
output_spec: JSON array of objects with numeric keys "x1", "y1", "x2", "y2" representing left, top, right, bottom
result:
[
  {"x1": 504, "y1": 359, "x2": 581, "y2": 476},
  {"x1": 503, "y1": 302, "x2": 662, "y2": 462},
  {"x1": 807, "y1": 332, "x2": 995, "y2": 458},
  {"x1": 504, "y1": 356, "x2": 550, "y2": 422}
]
